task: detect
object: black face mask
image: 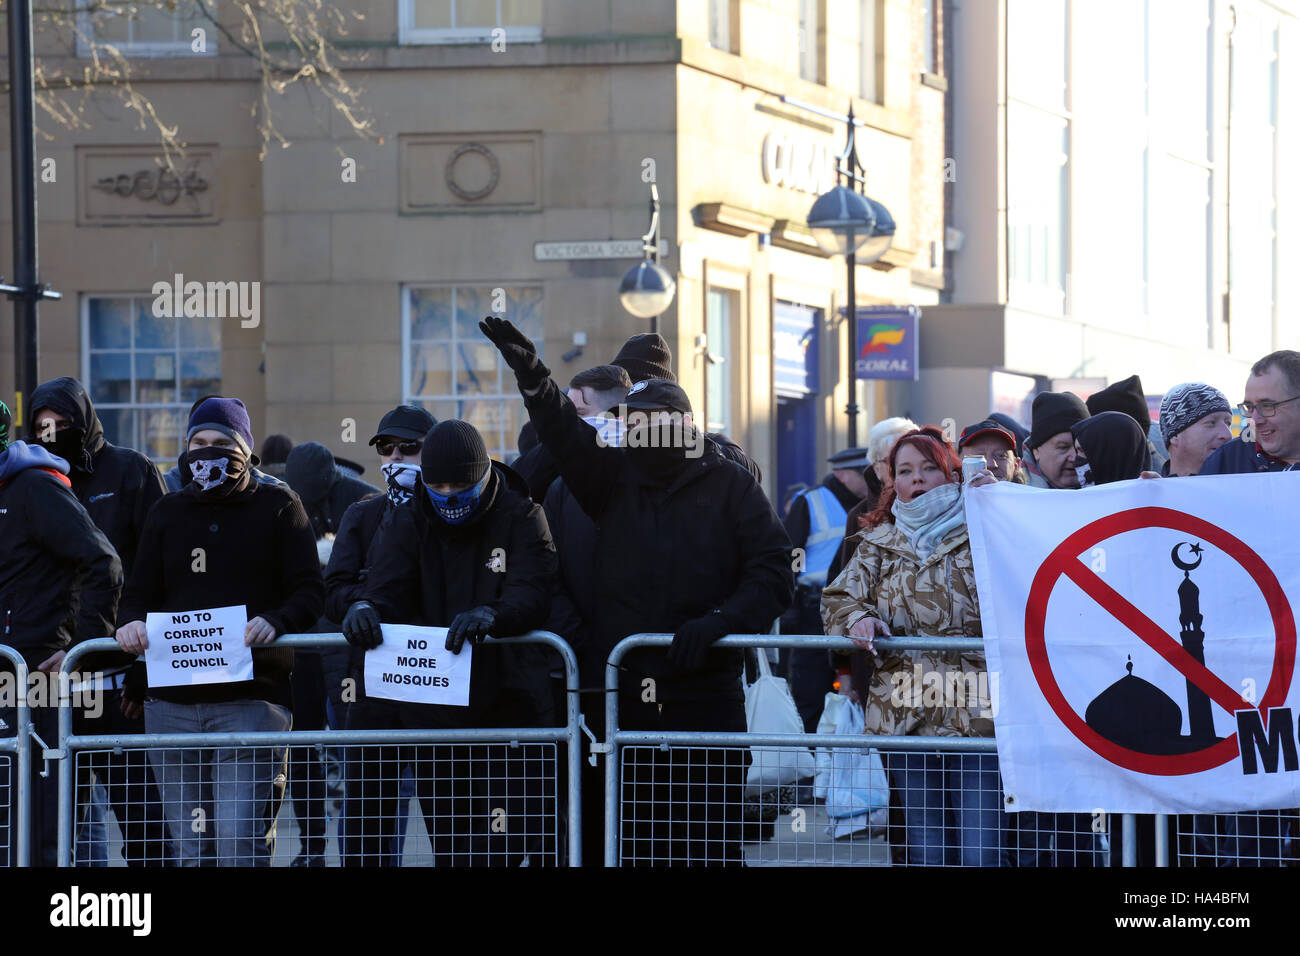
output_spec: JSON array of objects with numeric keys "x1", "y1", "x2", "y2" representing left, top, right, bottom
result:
[
  {"x1": 38, "y1": 428, "x2": 85, "y2": 469},
  {"x1": 625, "y1": 421, "x2": 696, "y2": 484},
  {"x1": 183, "y1": 446, "x2": 249, "y2": 498}
]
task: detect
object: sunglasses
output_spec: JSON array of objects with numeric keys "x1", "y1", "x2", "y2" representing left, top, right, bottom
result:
[{"x1": 375, "y1": 440, "x2": 422, "y2": 456}]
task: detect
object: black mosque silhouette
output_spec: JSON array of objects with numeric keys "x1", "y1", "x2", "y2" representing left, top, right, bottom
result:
[{"x1": 1084, "y1": 541, "x2": 1223, "y2": 754}]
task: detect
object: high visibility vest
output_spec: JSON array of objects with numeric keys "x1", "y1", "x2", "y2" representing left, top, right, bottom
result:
[{"x1": 796, "y1": 484, "x2": 848, "y2": 588}]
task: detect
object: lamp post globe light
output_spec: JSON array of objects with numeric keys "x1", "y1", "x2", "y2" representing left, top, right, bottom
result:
[
  {"x1": 806, "y1": 184, "x2": 874, "y2": 257},
  {"x1": 619, "y1": 259, "x2": 676, "y2": 320},
  {"x1": 620, "y1": 182, "x2": 675, "y2": 333},
  {"x1": 804, "y1": 103, "x2": 896, "y2": 449}
]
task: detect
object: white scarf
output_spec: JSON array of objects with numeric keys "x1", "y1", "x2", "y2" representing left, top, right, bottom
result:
[{"x1": 891, "y1": 482, "x2": 965, "y2": 560}]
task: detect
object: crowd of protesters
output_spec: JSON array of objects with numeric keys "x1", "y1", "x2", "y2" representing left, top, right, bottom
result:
[{"x1": 0, "y1": 332, "x2": 1296, "y2": 867}]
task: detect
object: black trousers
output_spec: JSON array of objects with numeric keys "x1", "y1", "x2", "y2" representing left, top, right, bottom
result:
[
  {"x1": 619, "y1": 696, "x2": 749, "y2": 866},
  {"x1": 288, "y1": 651, "x2": 328, "y2": 856},
  {"x1": 74, "y1": 685, "x2": 172, "y2": 866},
  {"x1": 341, "y1": 692, "x2": 554, "y2": 867}
]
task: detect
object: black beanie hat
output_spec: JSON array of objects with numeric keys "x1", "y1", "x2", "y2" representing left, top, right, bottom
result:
[
  {"x1": 1086, "y1": 374, "x2": 1151, "y2": 436},
  {"x1": 421, "y1": 420, "x2": 490, "y2": 486},
  {"x1": 612, "y1": 333, "x2": 675, "y2": 383},
  {"x1": 1028, "y1": 391, "x2": 1089, "y2": 450}
]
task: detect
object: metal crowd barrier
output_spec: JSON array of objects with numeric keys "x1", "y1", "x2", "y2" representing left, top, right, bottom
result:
[
  {"x1": 0, "y1": 645, "x2": 32, "y2": 867},
  {"x1": 54, "y1": 633, "x2": 582, "y2": 867},
  {"x1": 602, "y1": 634, "x2": 1120, "y2": 867}
]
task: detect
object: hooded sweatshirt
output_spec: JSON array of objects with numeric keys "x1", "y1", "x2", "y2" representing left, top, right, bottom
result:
[
  {"x1": 29, "y1": 377, "x2": 167, "y2": 578},
  {"x1": 284, "y1": 441, "x2": 381, "y2": 539},
  {"x1": 1071, "y1": 411, "x2": 1151, "y2": 485},
  {"x1": 0, "y1": 441, "x2": 122, "y2": 662}
]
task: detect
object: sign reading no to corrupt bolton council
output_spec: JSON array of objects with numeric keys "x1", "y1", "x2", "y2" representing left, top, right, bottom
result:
[{"x1": 965, "y1": 473, "x2": 1300, "y2": 814}]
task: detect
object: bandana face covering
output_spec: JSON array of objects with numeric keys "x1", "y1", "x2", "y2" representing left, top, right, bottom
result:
[
  {"x1": 381, "y1": 461, "x2": 421, "y2": 506},
  {"x1": 1073, "y1": 455, "x2": 1093, "y2": 487},
  {"x1": 185, "y1": 446, "x2": 248, "y2": 497},
  {"x1": 425, "y1": 469, "x2": 490, "y2": 524}
]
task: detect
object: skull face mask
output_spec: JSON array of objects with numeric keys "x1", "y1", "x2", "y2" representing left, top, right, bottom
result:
[{"x1": 185, "y1": 445, "x2": 248, "y2": 496}]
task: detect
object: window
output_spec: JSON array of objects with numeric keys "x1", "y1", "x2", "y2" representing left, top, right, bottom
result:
[
  {"x1": 82, "y1": 295, "x2": 222, "y2": 463},
  {"x1": 799, "y1": 0, "x2": 822, "y2": 83},
  {"x1": 1006, "y1": 0, "x2": 1069, "y2": 315},
  {"x1": 1007, "y1": 103, "x2": 1069, "y2": 316},
  {"x1": 77, "y1": 1, "x2": 216, "y2": 58},
  {"x1": 403, "y1": 285, "x2": 542, "y2": 462},
  {"x1": 921, "y1": 0, "x2": 936, "y2": 75},
  {"x1": 1227, "y1": 5, "x2": 1278, "y2": 357},
  {"x1": 709, "y1": 0, "x2": 735, "y2": 53},
  {"x1": 400, "y1": 0, "x2": 542, "y2": 45},
  {"x1": 705, "y1": 289, "x2": 735, "y2": 434},
  {"x1": 1146, "y1": 0, "x2": 1212, "y2": 338},
  {"x1": 860, "y1": 0, "x2": 881, "y2": 103}
]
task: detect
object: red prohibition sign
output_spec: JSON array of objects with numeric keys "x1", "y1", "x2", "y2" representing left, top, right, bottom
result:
[{"x1": 1025, "y1": 506, "x2": 1296, "y2": 776}]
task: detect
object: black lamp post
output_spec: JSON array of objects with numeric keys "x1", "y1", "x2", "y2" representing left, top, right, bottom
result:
[
  {"x1": 801, "y1": 102, "x2": 895, "y2": 449},
  {"x1": 4, "y1": 0, "x2": 61, "y2": 427},
  {"x1": 619, "y1": 183, "x2": 676, "y2": 335}
]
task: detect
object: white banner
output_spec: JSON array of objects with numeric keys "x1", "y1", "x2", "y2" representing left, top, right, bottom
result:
[
  {"x1": 364, "y1": 624, "x2": 472, "y2": 706},
  {"x1": 965, "y1": 473, "x2": 1300, "y2": 813},
  {"x1": 144, "y1": 605, "x2": 253, "y2": 687}
]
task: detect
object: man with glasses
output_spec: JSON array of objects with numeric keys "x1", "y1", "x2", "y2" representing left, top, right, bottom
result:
[
  {"x1": 1193, "y1": 353, "x2": 1300, "y2": 866},
  {"x1": 1200, "y1": 350, "x2": 1300, "y2": 475},
  {"x1": 957, "y1": 419, "x2": 1026, "y2": 484},
  {"x1": 323, "y1": 405, "x2": 434, "y2": 864}
]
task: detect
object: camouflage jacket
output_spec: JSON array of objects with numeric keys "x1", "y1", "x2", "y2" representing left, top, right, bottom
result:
[{"x1": 821, "y1": 520, "x2": 993, "y2": 738}]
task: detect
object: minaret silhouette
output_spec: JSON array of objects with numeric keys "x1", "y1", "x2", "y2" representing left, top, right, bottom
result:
[{"x1": 1177, "y1": 554, "x2": 1214, "y2": 743}]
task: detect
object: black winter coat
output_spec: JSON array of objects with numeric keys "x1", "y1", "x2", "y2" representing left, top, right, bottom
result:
[
  {"x1": 522, "y1": 376, "x2": 795, "y2": 702},
  {"x1": 363, "y1": 464, "x2": 556, "y2": 724},
  {"x1": 118, "y1": 477, "x2": 325, "y2": 707},
  {"x1": 541, "y1": 477, "x2": 596, "y2": 656},
  {"x1": 0, "y1": 442, "x2": 122, "y2": 665}
]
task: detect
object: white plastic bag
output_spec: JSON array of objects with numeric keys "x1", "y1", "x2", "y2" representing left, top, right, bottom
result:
[
  {"x1": 813, "y1": 691, "x2": 849, "y2": 800},
  {"x1": 823, "y1": 697, "x2": 890, "y2": 839},
  {"x1": 744, "y1": 652, "x2": 816, "y2": 796}
]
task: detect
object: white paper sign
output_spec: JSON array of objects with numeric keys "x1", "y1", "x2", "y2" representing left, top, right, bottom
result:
[
  {"x1": 144, "y1": 605, "x2": 253, "y2": 687},
  {"x1": 364, "y1": 624, "x2": 472, "y2": 706}
]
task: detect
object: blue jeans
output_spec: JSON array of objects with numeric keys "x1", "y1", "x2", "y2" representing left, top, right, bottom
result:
[
  {"x1": 884, "y1": 750, "x2": 1004, "y2": 866},
  {"x1": 144, "y1": 698, "x2": 291, "y2": 867}
]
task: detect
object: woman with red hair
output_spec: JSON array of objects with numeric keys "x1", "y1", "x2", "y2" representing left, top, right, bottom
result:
[{"x1": 821, "y1": 426, "x2": 1001, "y2": 866}]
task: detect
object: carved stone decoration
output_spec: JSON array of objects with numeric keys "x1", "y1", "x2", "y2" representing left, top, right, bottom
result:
[
  {"x1": 399, "y1": 133, "x2": 540, "y2": 214},
  {"x1": 92, "y1": 165, "x2": 210, "y2": 206},
  {"x1": 78, "y1": 145, "x2": 219, "y2": 224},
  {"x1": 444, "y1": 143, "x2": 500, "y2": 202}
]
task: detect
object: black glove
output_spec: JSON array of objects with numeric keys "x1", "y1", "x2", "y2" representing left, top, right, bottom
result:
[
  {"x1": 342, "y1": 600, "x2": 383, "y2": 650},
  {"x1": 479, "y1": 316, "x2": 551, "y2": 391},
  {"x1": 667, "y1": 614, "x2": 731, "y2": 671},
  {"x1": 446, "y1": 605, "x2": 497, "y2": 655}
]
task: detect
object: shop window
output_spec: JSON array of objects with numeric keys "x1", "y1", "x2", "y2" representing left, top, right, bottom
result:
[
  {"x1": 404, "y1": 285, "x2": 543, "y2": 461},
  {"x1": 82, "y1": 294, "x2": 222, "y2": 464},
  {"x1": 400, "y1": 0, "x2": 542, "y2": 45}
]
